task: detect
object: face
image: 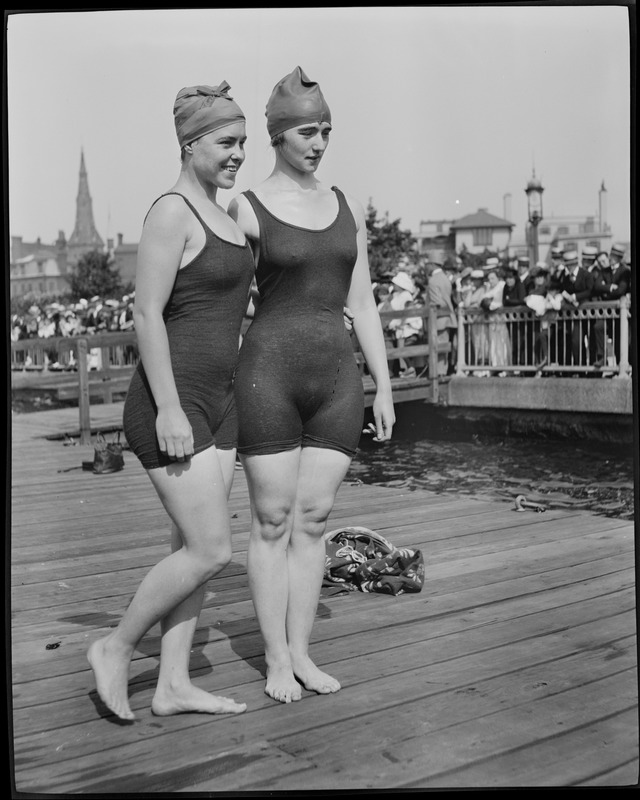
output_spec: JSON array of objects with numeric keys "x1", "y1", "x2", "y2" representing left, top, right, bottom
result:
[
  {"x1": 189, "y1": 121, "x2": 247, "y2": 189},
  {"x1": 487, "y1": 271, "x2": 498, "y2": 288},
  {"x1": 279, "y1": 122, "x2": 332, "y2": 172},
  {"x1": 598, "y1": 253, "x2": 610, "y2": 269}
]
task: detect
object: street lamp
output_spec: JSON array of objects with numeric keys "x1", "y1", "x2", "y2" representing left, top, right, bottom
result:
[{"x1": 525, "y1": 170, "x2": 544, "y2": 265}]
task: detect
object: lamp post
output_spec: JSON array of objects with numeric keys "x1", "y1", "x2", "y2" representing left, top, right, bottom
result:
[{"x1": 525, "y1": 170, "x2": 544, "y2": 265}]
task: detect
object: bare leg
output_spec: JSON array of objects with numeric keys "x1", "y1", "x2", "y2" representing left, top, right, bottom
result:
[
  {"x1": 151, "y1": 448, "x2": 245, "y2": 716},
  {"x1": 242, "y1": 447, "x2": 351, "y2": 703},
  {"x1": 87, "y1": 447, "x2": 245, "y2": 719},
  {"x1": 287, "y1": 447, "x2": 351, "y2": 694},
  {"x1": 243, "y1": 449, "x2": 301, "y2": 703}
]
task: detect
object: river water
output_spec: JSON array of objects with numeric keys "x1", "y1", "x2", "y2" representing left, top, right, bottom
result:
[
  {"x1": 348, "y1": 404, "x2": 636, "y2": 521},
  {"x1": 11, "y1": 388, "x2": 636, "y2": 521}
]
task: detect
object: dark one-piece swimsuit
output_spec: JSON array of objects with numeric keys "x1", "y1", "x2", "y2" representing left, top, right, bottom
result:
[
  {"x1": 123, "y1": 193, "x2": 255, "y2": 470},
  {"x1": 234, "y1": 186, "x2": 365, "y2": 458}
]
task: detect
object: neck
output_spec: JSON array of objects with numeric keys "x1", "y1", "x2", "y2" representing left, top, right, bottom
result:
[
  {"x1": 269, "y1": 154, "x2": 321, "y2": 191},
  {"x1": 175, "y1": 163, "x2": 220, "y2": 206}
]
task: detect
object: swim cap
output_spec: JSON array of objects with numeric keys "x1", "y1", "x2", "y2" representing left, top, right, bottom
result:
[
  {"x1": 265, "y1": 66, "x2": 331, "y2": 138},
  {"x1": 174, "y1": 81, "x2": 245, "y2": 148}
]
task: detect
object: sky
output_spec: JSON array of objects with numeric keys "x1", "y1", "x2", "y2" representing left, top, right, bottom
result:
[{"x1": 6, "y1": 5, "x2": 632, "y2": 253}]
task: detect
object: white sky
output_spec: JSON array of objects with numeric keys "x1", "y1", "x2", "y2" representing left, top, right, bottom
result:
[{"x1": 6, "y1": 5, "x2": 632, "y2": 250}]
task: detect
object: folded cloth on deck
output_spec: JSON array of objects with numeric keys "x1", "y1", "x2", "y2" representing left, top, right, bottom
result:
[{"x1": 323, "y1": 526, "x2": 424, "y2": 595}]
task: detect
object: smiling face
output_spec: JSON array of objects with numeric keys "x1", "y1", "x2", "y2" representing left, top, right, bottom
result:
[
  {"x1": 188, "y1": 121, "x2": 247, "y2": 189},
  {"x1": 277, "y1": 121, "x2": 332, "y2": 173}
]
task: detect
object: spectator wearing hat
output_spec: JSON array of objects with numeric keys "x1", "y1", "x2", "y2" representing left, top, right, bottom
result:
[
  {"x1": 387, "y1": 271, "x2": 423, "y2": 377},
  {"x1": 502, "y1": 265, "x2": 527, "y2": 366},
  {"x1": 560, "y1": 249, "x2": 594, "y2": 369},
  {"x1": 482, "y1": 269, "x2": 511, "y2": 373},
  {"x1": 463, "y1": 269, "x2": 489, "y2": 368},
  {"x1": 581, "y1": 245, "x2": 599, "y2": 277},
  {"x1": 590, "y1": 243, "x2": 631, "y2": 369},
  {"x1": 427, "y1": 260, "x2": 457, "y2": 376},
  {"x1": 516, "y1": 256, "x2": 533, "y2": 294},
  {"x1": 549, "y1": 246, "x2": 565, "y2": 282}
]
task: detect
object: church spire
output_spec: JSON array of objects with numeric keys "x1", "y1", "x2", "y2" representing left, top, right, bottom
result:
[{"x1": 68, "y1": 149, "x2": 104, "y2": 255}]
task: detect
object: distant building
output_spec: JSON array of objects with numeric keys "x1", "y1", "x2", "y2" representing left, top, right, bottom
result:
[
  {"x1": 413, "y1": 182, "x2": 629, "y2": 265},
  {"x1": 414, "y1": 208, "x2": 515, "y2": 261},
  {"x1": 509, "y1": 181, "x2": 616, "y2": 263},
  {"x1": 9, "y1": 150, "x2": 138, "y2": 299},
  {"x1": 450, "y1": 208, "x2": 514, "y2": 256}
]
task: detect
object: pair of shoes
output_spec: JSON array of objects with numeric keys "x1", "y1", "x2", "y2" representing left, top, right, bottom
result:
[
  {"x1": 400, "y1": 367, "x2": 416, "y2": 379},
  {"x1": 593, "y1": 358, "x2": 604, "y2": 369}
]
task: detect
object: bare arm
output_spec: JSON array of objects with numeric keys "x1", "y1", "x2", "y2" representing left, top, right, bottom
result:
[
  {"x1": 345, "y1": 196, "x2": 395, "y2": 442},
  {"x1": 132, "y1": 196, "x2": 195, "y2": 461}
]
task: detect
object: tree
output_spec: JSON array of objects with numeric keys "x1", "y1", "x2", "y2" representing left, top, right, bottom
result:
[
  {"x1": 66, "y1": 249, "x2": 124, "y2": 301},
  {"x1": 365, "y1": 200, "x2": 419, "y2": 281}
]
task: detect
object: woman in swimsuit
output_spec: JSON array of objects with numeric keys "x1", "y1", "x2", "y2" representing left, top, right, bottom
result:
[
  {"x1": 87, "y1": 81, "x2": 253, "y2": 721},
  {"x1": 229, "y1": 67, "x2": 395, "y2": 704}
]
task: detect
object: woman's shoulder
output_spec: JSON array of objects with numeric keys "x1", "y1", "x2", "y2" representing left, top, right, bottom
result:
[
  {"x1": 144, "y1": 192, "x2": 194, "y2": 228},
  {"x1": 334, "y1": 187, "x2": 365, "y2": 225},
  {"x1": 228, "y1": 191, "x2": 260, "y2": 238}
]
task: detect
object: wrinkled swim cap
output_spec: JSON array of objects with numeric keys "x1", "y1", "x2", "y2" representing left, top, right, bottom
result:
[
  {"x1": 265, "y1": 66, "x2": 331, "y2": 138},
  {"x1": 174, "y1": 81, "x2": 245, "y2": 148}
]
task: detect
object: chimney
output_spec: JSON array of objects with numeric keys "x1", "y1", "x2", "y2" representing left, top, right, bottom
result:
[
  {"x1": 117, "y1": 233, "x2": 124, "y2": 247},
  {"x1": 503, "y1": 193, "x2": 512, "y2": 222},
  {"x1": 599, "y1": 180, "x2": 607, "y2": 232}
]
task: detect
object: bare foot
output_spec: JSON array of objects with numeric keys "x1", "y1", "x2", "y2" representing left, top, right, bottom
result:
[
  {"x1": 291, "y1": 654, "x2": 340, "y2": 695},
  {"x1": 151, "y1": 684, "x2": 246, "y2": 716},
  {"x1": 264, "y1": 663, "x2": 302, "y2": 704},
  {"x1": 87, "y1": 637, "x2": 135, "y2": 721}
]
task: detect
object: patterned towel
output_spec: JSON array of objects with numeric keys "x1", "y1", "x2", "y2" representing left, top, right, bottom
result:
[{"x1": 323, "y1": 526, "x2": 425, "y2": 595}]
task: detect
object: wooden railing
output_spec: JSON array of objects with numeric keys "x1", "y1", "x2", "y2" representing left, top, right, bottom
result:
[{"x1": 12, "y1": 298, "x2": 630, "y2": 443}]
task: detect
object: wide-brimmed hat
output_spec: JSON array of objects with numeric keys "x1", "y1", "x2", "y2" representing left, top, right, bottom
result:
[
  {"x1": 582, "y1": 245, "x2": 598, "y2": 259},
  {"x1": 562, "y1": 250, "x2": 579, "y2": 265},
  {"x1": 470, "y1": 269, "x2": 485, "y2": 280},
  {"x1": 391, "y1": 272, "x2": 414, "y2": 293}
]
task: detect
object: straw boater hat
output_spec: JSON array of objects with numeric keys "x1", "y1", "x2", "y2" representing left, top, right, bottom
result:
[
  {"x1": 470, "y1": 269, "x2": 485, "y2": 280},
  {"x1": 582, "y1": 245, "x2": 598, "y2": 261},
  {"x1": 610, "y1": 243, "x2": 626, "y2": 258},
  {"x1": 562, "y1": 250, "x2": 579, "y2": 267},
  {"x1": 484, "y1": 257, "x2": 500, "y2": 271}
]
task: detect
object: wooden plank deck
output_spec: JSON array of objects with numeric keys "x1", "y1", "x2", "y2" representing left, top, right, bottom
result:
[{"x1": 9, "y1": 403, "x2": 639, "y2": 791}]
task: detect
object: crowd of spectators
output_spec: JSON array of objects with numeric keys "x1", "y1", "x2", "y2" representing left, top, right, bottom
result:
[
  {"x1": 13, "y1": 241, "x2": 631, "y2": 378},
  {"x1": 11, "y1": 293, "x2": 135, "y2": 343},
  {"x1": 11, "y1": 293, "x2": 136, "y2": 371},
  {"x1": 374, "y1": 242, "x2": 631, "y2": 378}
]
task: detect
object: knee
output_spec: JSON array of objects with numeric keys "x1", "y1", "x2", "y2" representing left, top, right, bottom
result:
[
  {"x1": 296, "y1": 500, "x2": 332, "y2": 539},
  {"x1": 252, "y1": 504, "x2": 293, "y2": 543},
  {"x1": 194, "y1": 539, "x2": 233, "y2": 580}
]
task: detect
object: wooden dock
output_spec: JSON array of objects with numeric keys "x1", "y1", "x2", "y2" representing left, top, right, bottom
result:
[{"x1": 9, "y1": 403, "x2": 639, "y2": 791}]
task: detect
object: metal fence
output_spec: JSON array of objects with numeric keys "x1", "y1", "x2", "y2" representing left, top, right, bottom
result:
[{"x1": 456, "y1": 298, "x2": 632, "y2": 378}]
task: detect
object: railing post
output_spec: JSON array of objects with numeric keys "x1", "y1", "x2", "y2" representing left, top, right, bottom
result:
[
  {"x1": 76, "y1": 338, "x2": 92, "y2": 445},
  {"x1": 616, "y1": 296, "x2": 630, "y2": 378},
  {"x1": 428, "y1": 304, "x2": 439, "y2": 403},
  {"x1": 456, "y1": 305, "x2": 466, "y2": 375}
]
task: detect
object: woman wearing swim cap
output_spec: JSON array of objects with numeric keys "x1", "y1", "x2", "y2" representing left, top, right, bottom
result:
[
  {"x1": 88, "y1": 82, "x2": 253, "y2": 720},
  {"x1": 229, "y1": 67, "x2": 395, "y2": 704}
]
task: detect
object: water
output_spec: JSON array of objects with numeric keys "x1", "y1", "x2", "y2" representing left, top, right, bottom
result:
[{"x1": 347, "y1": 406, "x2": 636, "y2": 521}]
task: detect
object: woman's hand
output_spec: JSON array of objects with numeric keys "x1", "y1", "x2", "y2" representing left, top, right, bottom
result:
[
  {"x1": 155, "y1": 404, "x2": 194, "y2": 461},
  {"x1": 366, "y1": 391, "x2": 395, "y2": 443},
  {"x1": 343, "y1": 306, "x2": 354, "y2": 331}
]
